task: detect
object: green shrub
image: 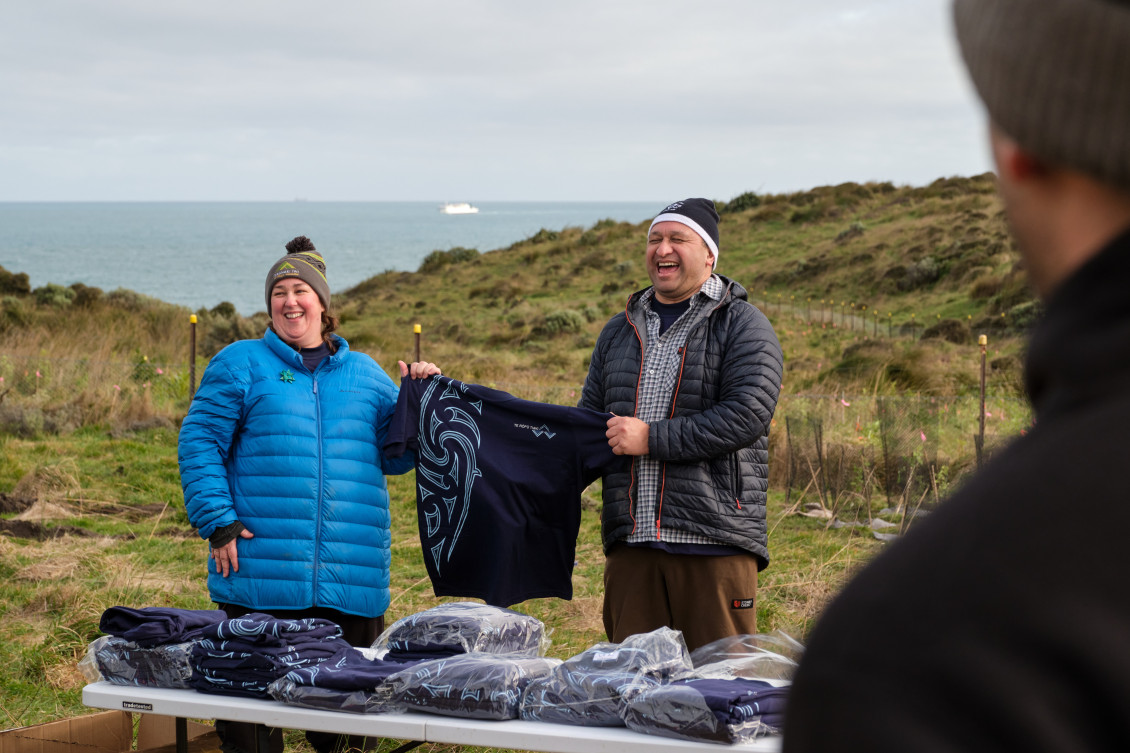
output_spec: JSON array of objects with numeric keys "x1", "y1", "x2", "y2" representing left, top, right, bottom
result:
[
  {"x1": 418, "y1": 246, "x2": 480, "y2": 274},
  {"x1": 721, "y1": 191, "x2": 762, "y2": 214},
  {"x1": 69, "y1": 283, "x2": 103, "y2": 308},
  {"x1": 34, "y1": 284, "x2": 75, "y2": 307},
  {"x1": 0, "y1": 266, "x2": 31, "y2": 295},
  {"x1": 540, "y1": 309, "x2": 585, "y2": 336}
]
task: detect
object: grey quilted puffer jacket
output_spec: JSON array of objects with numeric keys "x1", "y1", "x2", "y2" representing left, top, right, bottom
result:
[{"x1": 579, "y1": 276, "x2": 783, "y2": 567}]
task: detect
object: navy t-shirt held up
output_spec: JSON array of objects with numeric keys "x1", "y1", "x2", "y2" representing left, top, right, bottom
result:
[{"x1": 385, "y1": 376, "x2": 628, "y2": 607}]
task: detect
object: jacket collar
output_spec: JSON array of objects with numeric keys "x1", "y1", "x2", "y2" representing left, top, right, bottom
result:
[
  {"x1": 1024, "y1": 224, "x2": 1130, "y2": 422},
  {"x1": 263, "y1": 328, "x2": 349, "y2": 371}
]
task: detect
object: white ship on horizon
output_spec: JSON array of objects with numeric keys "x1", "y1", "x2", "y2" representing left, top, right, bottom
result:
[{"x1": 440, "y1": 202, "x2": 479, "y2": 214}]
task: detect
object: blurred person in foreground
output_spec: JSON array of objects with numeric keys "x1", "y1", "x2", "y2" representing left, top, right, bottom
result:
[
  {"x1": 178, "y1": 236, "x2": 438, "y2": 753},
  {"x1": 785, "y1": 1, "x2": 1130, "y2": 750},
  {"x1": 579, "y1": 198, "x2": 783, "y2": 652}
]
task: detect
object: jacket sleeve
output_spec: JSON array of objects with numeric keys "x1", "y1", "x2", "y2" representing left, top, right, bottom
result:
[
  {"x1": 649, "y1": 305, "x2": 783, "y2": 462},
  {"x1": 579, "y1": 318, "x2": 616, "y2": 412},
  {"x1": 177, "y1": 353, "x2": 245, "y2": 540}
]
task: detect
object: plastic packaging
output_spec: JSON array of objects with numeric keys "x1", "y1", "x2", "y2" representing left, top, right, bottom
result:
[
  {"x1": 387, "y1": 653, "x2": 562, "y2": 720},
  {"x1": 688, "y1": 630, "x2": 804, "y2": 681},
  {"x1": 621, "y1": 677, "x2": 788, "y2": 744},
  {"x1": 519, "y1": 626, "x2": 693, "y2": 727},
  {"x1": 80, "y1": 635, "x2": 196, "y2": 689},
  {"x1": 373, "y1": 602, "x2": 550, "y2": 659},
  {"x1": 267, "y1": 678, "x2": 403, "y2": 714}
]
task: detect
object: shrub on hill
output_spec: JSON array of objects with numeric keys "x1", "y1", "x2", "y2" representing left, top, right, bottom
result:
[
  {"x1": 0, "y1": 265, "x2": 30, "y2": 295},
  {"x1": 418, "y1": 246, "x2": 480, "y2": 274}
]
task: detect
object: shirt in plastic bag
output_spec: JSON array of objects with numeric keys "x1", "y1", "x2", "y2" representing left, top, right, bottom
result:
[
  {"x1": 388, "y1": 653, "x2": 562, "y2": 720},
  {"x1": 267, "y1": 646, "x2": 422, "y2": 714},
  {"x1": 689, "y1": 631, "x2": 804, "y2": 681},
  {"x1": 622, "y1": 677, "x2": 789, "y2": 744},
  {"x1": 80, "y1": 635, "x2": 195, "y2": 689},
  {"x1": 519, "y1": 626, "x2": 693, "y2": 726},
  {"x1": 374, "y1": 602, "x2": 549, "y2": 660}
]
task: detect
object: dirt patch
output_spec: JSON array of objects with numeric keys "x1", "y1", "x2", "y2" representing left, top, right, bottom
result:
[
  {"x1": 0, "y1": 492, "x2": 34, "y2": 514},
  {"x1": 0, "y1": 518, "x2": 95, "y2": 541}
]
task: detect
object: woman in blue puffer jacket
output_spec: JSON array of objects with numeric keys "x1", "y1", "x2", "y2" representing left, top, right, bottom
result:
[{"x1": 178, "y1": 236, "x2": 437, "y2": 753}]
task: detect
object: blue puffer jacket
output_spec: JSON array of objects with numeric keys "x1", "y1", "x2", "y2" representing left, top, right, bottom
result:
[{"x1": 178, "y1": 329, "x2": 413, "y2": 618}]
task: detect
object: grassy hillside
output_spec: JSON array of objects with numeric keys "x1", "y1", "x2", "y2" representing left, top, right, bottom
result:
[{"x1": 0, "y1": 174, "x2": 1035, "y2": 743}]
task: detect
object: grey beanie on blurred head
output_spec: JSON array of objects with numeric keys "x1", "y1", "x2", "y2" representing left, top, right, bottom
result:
[
  {"x1": 953, "y1": 0, "x2": 1130, "y2": 190},
  {"x1": 265, "y1": 236, "x2": 330, "y2": 311}
]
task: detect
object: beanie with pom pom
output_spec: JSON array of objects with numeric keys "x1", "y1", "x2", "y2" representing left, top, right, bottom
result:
[{"x1": 264, "y1": 235, "x2": 330, "y2": 311}]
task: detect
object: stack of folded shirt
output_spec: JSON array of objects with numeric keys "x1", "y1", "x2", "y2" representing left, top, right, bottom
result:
[
  {"x1": 89, "y1": 635, "x2": 196, "y2": 689},
  {"x1": 375, "y1": 602, "x2": 548, "y2": 661},
  {"x1": 520, "y1": 627, "x2": 693, "y2": 727},
  {"x1": 387, "y1": 653, "x2": 562, "y2": 720},
  {"x1": 268, "y1": 646, "x2": 421, "y2": 714},
  {"x1": 621, "y1": 677, "x2": 789, "y2": 744},
  {"x1": 84, "y1": 606, "x2": 228, "y2": 688},
  {"x1": 99, "y1": 606, "x2": 227, "y2": 646},
  {"x1": 190, "y1": 613, "x2": 351, "y2": 698}
]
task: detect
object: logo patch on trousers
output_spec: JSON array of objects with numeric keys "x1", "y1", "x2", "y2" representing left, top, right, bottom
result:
[{"x1": 731, "y1": 598, "x2": 755, "y2": 609}]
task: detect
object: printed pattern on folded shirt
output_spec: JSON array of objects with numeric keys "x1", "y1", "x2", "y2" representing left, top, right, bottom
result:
[
  {"x1": 189, "y1": 613, "x2": 351, "y2": 698},
  {"x1": 388, "y1": 653, "x2": 562, "y2": 720},
  {"x1": 377, "y1": 602, "x2": 548, "y2": 661},
  {"x1": 519, "y1": 627, "x2": 693, "y2": 727}
]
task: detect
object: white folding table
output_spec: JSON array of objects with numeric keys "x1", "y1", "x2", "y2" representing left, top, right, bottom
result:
[{"x1": 82, "y1": 682, "x2": 782, "y2": 753}]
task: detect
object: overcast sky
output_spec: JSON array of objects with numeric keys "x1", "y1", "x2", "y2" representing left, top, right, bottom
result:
[{"x1": 1, "y1": 1, "x2": 990, "y2": 202}]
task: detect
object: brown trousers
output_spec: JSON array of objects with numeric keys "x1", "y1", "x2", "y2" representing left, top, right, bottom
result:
[{"x1": 603, "y1": 545, "x2": 759, "y2": 653}]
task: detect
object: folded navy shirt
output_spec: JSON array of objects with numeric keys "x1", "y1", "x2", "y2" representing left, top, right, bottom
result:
[
  {"x1": 520, "y1": 627, "x2": 693, "y2": 727},
  {"x1": 99, "y1": 606, "x2": 226, "y2": 647},
  {"x1": 388, "y1": 653, "x2": 562, "y2": 720},
  {"x1": 379, "y1": 602, "x2": 547, "y2": 662},
  {"x1": 385, "y1": 376, "x2": 627, "y2": 607},
  {"x1": 189, "y1": 613, "x2": 351, "y2": 698},
  {"x1": 622, "y1": 677, "x2": 789, "y2": 743}
]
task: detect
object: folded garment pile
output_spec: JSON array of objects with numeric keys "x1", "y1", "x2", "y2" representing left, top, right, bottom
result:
[
  {"x1": 83, "y1": 603, "x2": 794, "y2": 743},
  {"x1": 189, "y1": 614, "x2": 352, "y2": 698}
]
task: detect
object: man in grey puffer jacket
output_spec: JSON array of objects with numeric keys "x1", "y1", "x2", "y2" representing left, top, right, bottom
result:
[{"x1": 580, "y1": 198, "x2": 783, "y2": 651}]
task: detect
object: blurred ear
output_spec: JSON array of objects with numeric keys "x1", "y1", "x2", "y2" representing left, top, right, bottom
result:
[{"x1": 990, "y1": 125, "x2": 1047, "y2": 183}]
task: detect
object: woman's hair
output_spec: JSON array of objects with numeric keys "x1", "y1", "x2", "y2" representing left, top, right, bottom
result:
[{"x1": 320, "y1": 310, "x2": 340, "y2": 350}]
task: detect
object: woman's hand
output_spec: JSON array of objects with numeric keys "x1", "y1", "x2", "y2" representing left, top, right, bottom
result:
[
  {"x1": 398, "y1": 361, "x2": 442, "y2": 380},
  {"x1": 211, "y1": 528, "x2": 255, "y2": 577}
]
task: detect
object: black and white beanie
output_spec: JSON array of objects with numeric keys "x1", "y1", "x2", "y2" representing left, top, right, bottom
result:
[{"x1": 648, "y1": 198, "x2": 721, "y2": 268}]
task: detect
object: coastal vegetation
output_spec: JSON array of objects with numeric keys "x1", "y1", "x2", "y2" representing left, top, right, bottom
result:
[{"x1": 0, "y1": 173, "x2": 1035, "y2": 746}]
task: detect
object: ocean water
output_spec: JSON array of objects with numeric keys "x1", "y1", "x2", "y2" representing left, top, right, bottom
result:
[{"x1": 0, "y1": 201, "x2": 657, "y2": 316}]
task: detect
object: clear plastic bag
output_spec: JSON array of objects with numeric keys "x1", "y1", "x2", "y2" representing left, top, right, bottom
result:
[
  {"x1": 373, "y1": 602, "x2": 550, "y2": 658},
  {"x1": 79, "y1": 635, "x2": 195, "y2": 689},
  {"x1": 621, "y1": 678, "x2": 788, "y2": 744},
  {"x1": 267, "y1": 677, "x2": 403, "y2": 714},
  {"x1": 688, "y1": 630, "x2": 804, "y2": 681},
  {"x1": 520, "y1": 626, "x2": 693, "y2": 727},
  {"x1": 387, "y1": 653, "x2": 562, "y2": 720}
]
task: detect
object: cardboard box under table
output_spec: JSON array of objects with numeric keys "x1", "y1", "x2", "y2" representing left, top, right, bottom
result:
[
  {"x1": 0, "y1": 708, "x2": 217, "y2": 753},
  {"x1": 82, "y1": 681, "x2": 782, "y2": 753}
]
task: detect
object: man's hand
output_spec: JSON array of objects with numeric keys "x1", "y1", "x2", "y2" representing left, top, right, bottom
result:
[
  {"x1": 211, "y1": 528, "x2": 255, "y2": 578},
  {"x1": 398, "y1": 361, "x2": 442, "y2": 380},
  {"x1": 606, "y1": 415, "x2": 650, "y2": 456}
]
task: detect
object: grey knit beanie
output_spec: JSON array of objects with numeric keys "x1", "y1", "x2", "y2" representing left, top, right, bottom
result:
[
  {"x1": 264, "y1": 236, "x2": 331, "y2": 311},
  {"x1": 953, "y1": 0, "x2": 1130, "y2": 189}
]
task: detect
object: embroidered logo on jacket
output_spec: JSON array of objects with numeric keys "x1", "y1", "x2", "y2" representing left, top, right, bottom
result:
[{"x1": 731, "y1": 598, "x2": 755, "y2": 609}]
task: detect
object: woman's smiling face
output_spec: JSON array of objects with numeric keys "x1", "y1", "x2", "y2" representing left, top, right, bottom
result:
[{"x1": 270, "y1": 277, "x2": 325, "y2": 349}]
